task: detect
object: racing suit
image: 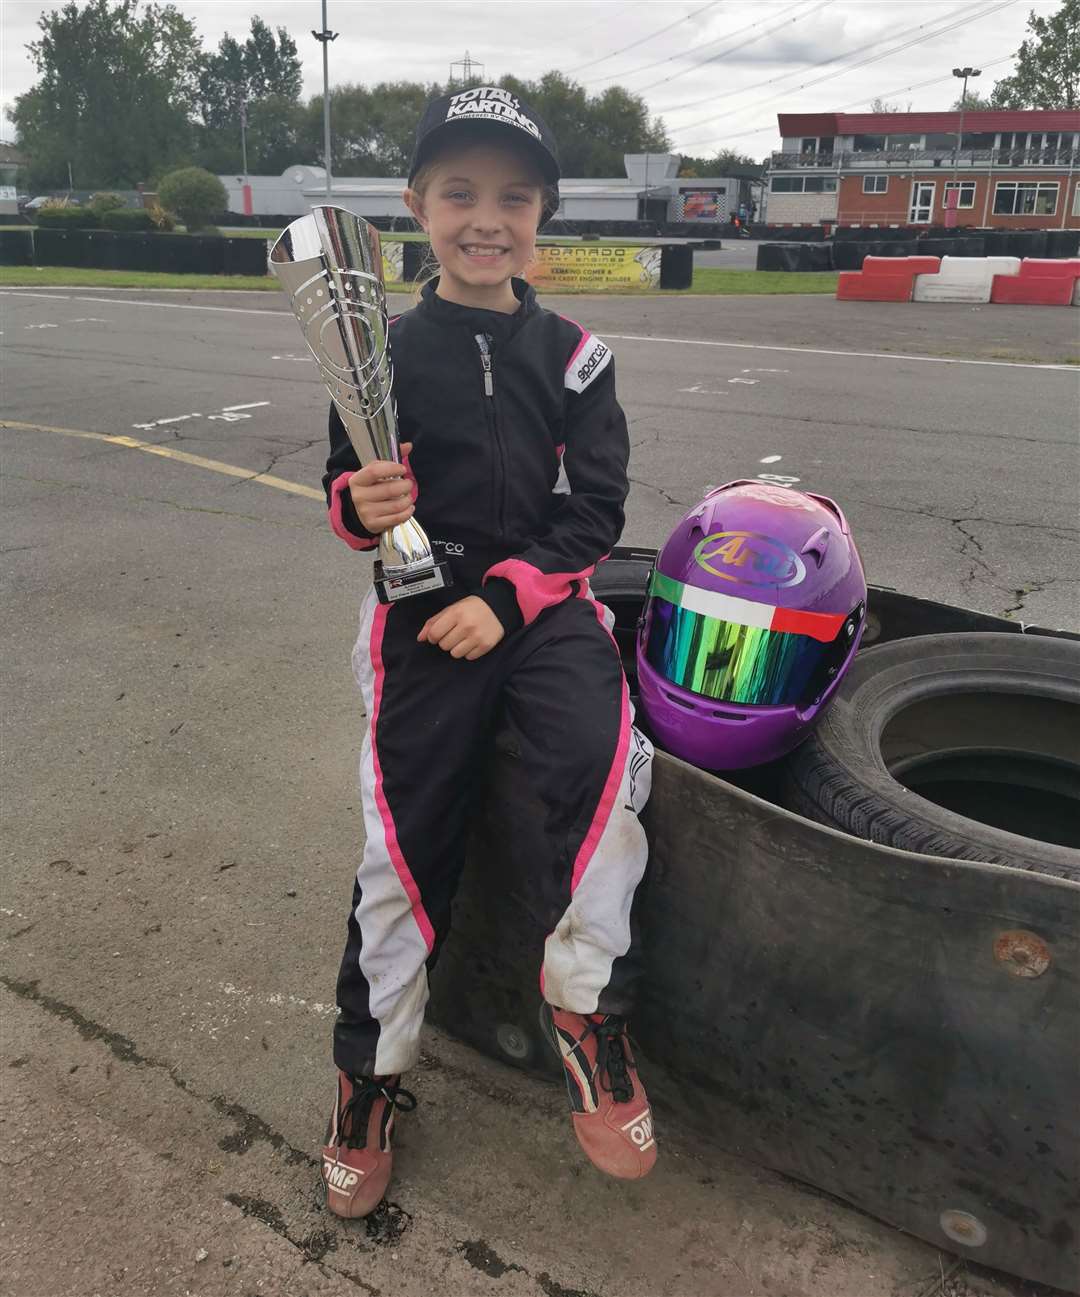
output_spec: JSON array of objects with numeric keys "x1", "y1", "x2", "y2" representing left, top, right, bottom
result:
[{"x1": 323, "y1": 276, "x2": 653, "y2": 1079}]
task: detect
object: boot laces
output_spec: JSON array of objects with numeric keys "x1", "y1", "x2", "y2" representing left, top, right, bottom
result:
[
  {"x1": 587, "y1": 1016, "x2": 635, "y2": 1104},
  {"x1": 338, "y1": 1076, "x2": 417, "y2": 1150}
]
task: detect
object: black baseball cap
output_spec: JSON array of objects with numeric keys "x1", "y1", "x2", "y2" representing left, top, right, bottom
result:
[{"x1": 408, "y1": 86, "x2": 561, "y2": 221}]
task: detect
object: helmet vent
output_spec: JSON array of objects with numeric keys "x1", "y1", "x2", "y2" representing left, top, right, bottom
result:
[{"x1": 801, "y1": 526, "x2": 830, "y2": 569}]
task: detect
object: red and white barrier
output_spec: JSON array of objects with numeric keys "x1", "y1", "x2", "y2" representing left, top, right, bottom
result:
[
  {"x1": 990, "y1": 258, "x2": 1080, "y2": 306},
  {"x1": 912, "y1": 255, "x2": 1020, "y2": 304},
  {"x1": 837, "y1": 256, "x2": 1080, "y2": 307},
  {"x1": 836, "y1": 255, "x2": 940, "y2": 303}
]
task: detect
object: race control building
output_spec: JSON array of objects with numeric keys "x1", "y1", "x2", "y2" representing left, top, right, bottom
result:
[{"x1": 765, "y1": 108, "x2": 1080, "y2": 229}]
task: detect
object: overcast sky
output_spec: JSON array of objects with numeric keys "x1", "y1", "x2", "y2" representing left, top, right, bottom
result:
[{"x1": 1, "y1": 0, "x2": 1063, "y2": 161}]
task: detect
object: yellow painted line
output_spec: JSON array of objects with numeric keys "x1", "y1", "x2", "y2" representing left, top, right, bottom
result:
[{"x1": 0, "y1": 419, "x2": 323, "y2": 500}]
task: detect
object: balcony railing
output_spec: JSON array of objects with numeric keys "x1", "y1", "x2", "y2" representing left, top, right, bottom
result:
[{"x1": 770, "y1": 148, "x2": 1078, "y2": 170}]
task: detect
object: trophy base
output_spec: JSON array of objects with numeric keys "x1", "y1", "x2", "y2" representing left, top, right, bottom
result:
[{"x1": 374, "y1": 558, "x2": 453, "y2": 604}]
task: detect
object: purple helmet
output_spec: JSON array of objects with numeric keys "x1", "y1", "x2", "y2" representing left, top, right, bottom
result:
[{"x1": 636, "y1": 481, "x2": 867, "y2": 770}]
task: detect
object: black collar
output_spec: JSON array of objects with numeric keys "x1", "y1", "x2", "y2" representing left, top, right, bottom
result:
[{"x1": 417, "y1": 275, "x2": 538, "y2": 341}]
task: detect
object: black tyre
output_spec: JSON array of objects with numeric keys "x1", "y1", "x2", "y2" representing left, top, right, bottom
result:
[{"x1": 784, "y1": 633, "x2": 1080, "y2": 881}]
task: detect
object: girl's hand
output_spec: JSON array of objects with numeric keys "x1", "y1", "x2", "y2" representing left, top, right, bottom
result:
[
  {"x1": 417, "y1": 596, "x2": 505, "y2": 661},
  {"x1": 348, "y1": 442, "x2": 415, "y2": 533}
]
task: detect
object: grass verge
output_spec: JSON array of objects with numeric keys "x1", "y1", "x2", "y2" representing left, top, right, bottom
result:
[{"x1": 1, "y1": 264, "x2": 840, "y2": 296}]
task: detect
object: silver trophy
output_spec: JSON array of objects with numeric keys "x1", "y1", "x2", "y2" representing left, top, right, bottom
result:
[{"x1": 269, "y1": 206, "x2": 451, "y2": 603}]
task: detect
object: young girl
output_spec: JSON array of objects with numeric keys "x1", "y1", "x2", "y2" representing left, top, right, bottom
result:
[{"x1": 320, "y1": 86, "x2": 656, "y2": 1219}]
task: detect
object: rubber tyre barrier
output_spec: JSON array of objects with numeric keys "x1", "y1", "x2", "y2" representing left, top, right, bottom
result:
[
  {"x1": 659, "y1": 244, "x2": 694, "y2": 289},
  {"x1": 0, "y1": 228, "x2": 34, "y2": 265},
  {"x1": 784, "y1": 632, "x2": 1080, "y2": 881},
  {"x1": 794, "y1": 243, "x2": 832, "y2": 270},
  {"x1": 830, "y1": 241, "x2": 868, "y2": 271},
  {"x1": 755, "y1": 243, "x2": 800, "y2": 271},
  {"x1": 1046, "y1": 229, "x2": 1080, "y2": 259},
  {"x1": 1006, "y1": 230, "x2": 1048, "y2": 259}
]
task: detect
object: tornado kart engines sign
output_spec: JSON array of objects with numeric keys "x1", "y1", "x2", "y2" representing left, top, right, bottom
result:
[{"x1": 524, "y1": 244, "x2": 662, "y2": 291}]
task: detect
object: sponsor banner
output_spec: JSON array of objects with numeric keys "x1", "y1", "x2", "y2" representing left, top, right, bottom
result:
[
  {"x1": 682, "y1": 191, "x2": 723, "y2": 220},
  {"x1": 381, "y1": 240, "x2": 404, "y2": 285},
  {"x1": 524, "y1": 244, "x2": 662, "y2": 291}
]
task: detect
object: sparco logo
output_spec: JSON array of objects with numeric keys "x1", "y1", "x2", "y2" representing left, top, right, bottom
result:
[
  {"x1": 433, "y1": 539, "x2": 464, "y2": 555},
  {"x1": 577, "y1": 342, "x2": 609, "y2": 385},
  {"x1": 621, "y1": 1109, "x2": 655, "y2": 1151},
  {"x1": 565, "y1": 334, "x2": 612, "y2": 394},
  {"x1": 322, "y1": 1155, "x2": 362, "y2": 1194},
  {"x1": 446, "y1": 87, "x2": 541, "y2": 141}
]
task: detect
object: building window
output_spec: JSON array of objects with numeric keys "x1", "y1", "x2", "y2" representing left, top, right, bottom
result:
[
  {"x1": 863, "y1": 175, "x2": 888, "y2": 194},
  {"x1": 800, "y1": 137, "x2": 818, "y2": 155},
  {"x1": 770, "y1": 176, "x2": 837, "y2": 194},
  {"x1": 944, "y1": 181, "x2": 976, "y2": 209},
  {"x1": 852, "y1": 134, "x2": 886, "y2": 152},
  {"x1": 993, "y1": 181, "x2": 1059, "y2": 216}
]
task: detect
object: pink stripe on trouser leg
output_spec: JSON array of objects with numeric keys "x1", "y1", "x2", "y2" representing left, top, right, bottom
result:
[
  {"x1": 350, "y1": 592, "x2": 437, "y2": 1076},
  {"x1": 541, "y1": 674, "x2": 653, "y2": 1014}
]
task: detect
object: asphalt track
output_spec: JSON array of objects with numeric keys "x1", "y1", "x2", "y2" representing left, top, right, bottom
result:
[{"x1": 2, "y1": 286, "x2": 1078, "y2": 1297}]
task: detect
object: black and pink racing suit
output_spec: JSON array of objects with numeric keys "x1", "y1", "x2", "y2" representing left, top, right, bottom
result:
[{"x1": 322, "y1": 276, "x2": 653, "y2": 1079}]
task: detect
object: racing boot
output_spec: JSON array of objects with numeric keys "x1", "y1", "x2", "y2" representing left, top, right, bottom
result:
[
  {"x1": 541, "y1": 1005, "x2": 657, "y2": 1180},
  {"x1": 321, "y1": 1070, "x2": 416, "y2": 1218}
]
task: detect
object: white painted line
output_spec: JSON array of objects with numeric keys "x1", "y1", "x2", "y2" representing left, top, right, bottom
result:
[
  {"x1": 221, "y1": 400, "x2": 271, "y2": 412},
  {"x1": 3, "y1": 291, "x2": 1078, "y2": 372},
  {"x1": 679, "y1": 384, "x2": 727, "y2": 395},
  {"x1": 728, "y1": 377, "x2": 758, "y2": 385},
  {"x1": 25, "y1": 323, "x2": 58, "y2": 330},
  {"x1": 759, "y1": 454, "x2": 783, "y2": 464},
  {"x1": 603, "y1": 332, "x2": 1080, "y2": 373}
]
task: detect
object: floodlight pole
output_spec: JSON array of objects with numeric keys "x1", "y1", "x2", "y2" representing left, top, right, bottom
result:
[
  {"x1": 313, "y1": 1, "x2": 338, "y2": 200},
  {"x1": 951, "y1": 66, "x2": 981, "y2": 184}
]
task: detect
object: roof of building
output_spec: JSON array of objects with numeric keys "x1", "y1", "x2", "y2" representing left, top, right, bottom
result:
[{"x1": 778, "y1": 109, "x2": 1080, "y2": 136}]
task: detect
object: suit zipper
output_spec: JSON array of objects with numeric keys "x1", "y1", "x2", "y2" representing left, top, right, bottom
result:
[{"x1": 475, "y1": 333, "x2": 506, "y2": 540}]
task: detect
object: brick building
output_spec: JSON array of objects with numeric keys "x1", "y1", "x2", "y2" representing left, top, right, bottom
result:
[{"x1": 765, "y1": 109, "x2": 1080, "y2": 229}]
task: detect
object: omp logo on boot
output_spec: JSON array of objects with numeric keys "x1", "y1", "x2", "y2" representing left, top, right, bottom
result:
[
  {"x1": 565, "y1": 336, "x2": 612, "y2": 393},
  {"x1": 446, "y1": 87, "x2": 541, "y2": 140},
  {"x1": 621, "y1": 1109, "x2": 655, "y2": 1151},
  {"x1": 693, "y1": 531, "x2": 805, "y2": 587},
  {"x1": 322, "y1": 1155, "x2": 362, "y2": 1193}
]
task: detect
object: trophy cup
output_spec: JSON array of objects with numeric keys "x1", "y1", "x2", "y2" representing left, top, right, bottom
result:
[{"x1": 269, "y1": 206, "x2": 451, "y2": 603}]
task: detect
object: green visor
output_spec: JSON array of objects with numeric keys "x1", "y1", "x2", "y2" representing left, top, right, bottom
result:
[{"x1": 643, "y1": 571, "x2": 863, "y2": 708}]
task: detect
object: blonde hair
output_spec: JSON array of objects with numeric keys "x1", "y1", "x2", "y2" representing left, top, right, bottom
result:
[{"x1": 405, "y1": 130, "x2": 558, "y2": 299}]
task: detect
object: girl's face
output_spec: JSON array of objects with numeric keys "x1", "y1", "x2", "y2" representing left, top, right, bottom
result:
[{"x1": 405, "y1": 141, "x2": 543, "y2": 309}]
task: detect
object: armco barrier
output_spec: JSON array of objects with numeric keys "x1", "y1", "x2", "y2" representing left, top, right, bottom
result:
[
  {"x1": 837, "y1": 254, "x2": 940, "y2": 302},
  {"x1": 990, "y1": 257, "x2": 1080, "y2": 305},
  {"x1": 913, "y1": 254, "x2": 1020, "y2": 303}
]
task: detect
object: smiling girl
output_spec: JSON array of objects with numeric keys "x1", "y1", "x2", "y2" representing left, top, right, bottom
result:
[{"x1": 320, "y1": 86, "x2": 656, "y2": 1218}]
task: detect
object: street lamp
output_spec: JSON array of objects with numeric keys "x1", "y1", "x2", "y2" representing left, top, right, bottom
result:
[
  {"x1": 313, "y1": 1, "x2": 338, "y2": 200},
  {"x1": 951, "y1": 66, "x2": 981, "y2": 183}
]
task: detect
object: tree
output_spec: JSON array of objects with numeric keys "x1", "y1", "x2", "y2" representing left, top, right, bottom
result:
[
  {"x1": 679, "y1": 149, "x2": 761, "y2": 176},
  {"x1": 302, "y1": 81, "x2": 433, "y2": 176},
  {"x1": 991, "y1": 0, "x2": 1079, "y2": 108},
  {"x1": 868, "y1": 96, "x2": 913, "y2": 113},
  {"x1": 950, "y1": 90, "x2": 994, "y2": 111},
  {"x1": 159, "y1": 165, "x2": 226, "y2": 230},
  {"x1": 11, "y1": 0, "x2": 201, "y2": 189},
  {"x1": 196, "y1": 17, "x2": 302, "y2": 173}
]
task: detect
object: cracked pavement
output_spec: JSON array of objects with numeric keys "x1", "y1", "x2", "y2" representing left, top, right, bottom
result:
[{"x1": 1, "y1": 286, "x2": 1077, "y2": 1297}]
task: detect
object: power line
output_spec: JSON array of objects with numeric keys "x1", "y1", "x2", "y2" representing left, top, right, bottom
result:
[
  {"x1": 669, "y1": 0, "x2": 1018, "y2": 146},
  {"x1": 633, "y1": 0, "x2": 833, "y2": 95},
  {"x1": 673, "y1": 52, "x2": 1016, "y2": 154},
  {"x1": 563, "y1": 0, "x2": 724, "y2": 76},
  {"x1": 580, "y1": 0, "x2": 811, "y2": 87},
  {"x1": 655, "y1": 0, "x2": 986, "y2": 117}
]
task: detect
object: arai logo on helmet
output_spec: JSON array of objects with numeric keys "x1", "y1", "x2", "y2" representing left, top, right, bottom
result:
[{"x1": 693, "y1": 531, "x2": 806, "y2": 587}]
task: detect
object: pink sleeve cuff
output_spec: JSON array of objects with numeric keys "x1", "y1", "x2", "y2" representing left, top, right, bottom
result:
[
  {"x1": 328, "y1": 471, "x2": 379, "y2": 551},
  {"x1": 483, "y1": 557, "x2": 596, "y2": 626}
]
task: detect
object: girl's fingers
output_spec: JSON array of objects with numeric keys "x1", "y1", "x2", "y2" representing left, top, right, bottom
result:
[{"x1": 438, "y1": 625, "x2": 469, "y2": 652}]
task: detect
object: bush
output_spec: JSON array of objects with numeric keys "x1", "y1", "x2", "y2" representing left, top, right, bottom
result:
[
  {"x1": 146, "y1": 203, "x2": 175, "y2": 232},
  {"x1": 35, "y1": 205, "x2": 100, "y2": 229},
  {"x1": 158, "y1": 167, "x2": 227, "y2": 233},
  {"x1": 89, "y1": 191, "x2": 126, "y2": 216},
  {"x1": 101, "y1": 208, "x2": 155, "y2": 232}
]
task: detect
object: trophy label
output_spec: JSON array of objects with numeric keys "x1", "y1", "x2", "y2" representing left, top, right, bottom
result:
[{"x1": 375, "y1": 561, "x2": 453, "y2": 605}]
